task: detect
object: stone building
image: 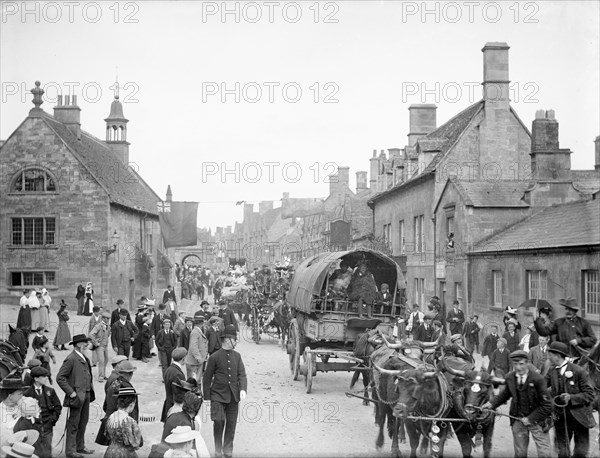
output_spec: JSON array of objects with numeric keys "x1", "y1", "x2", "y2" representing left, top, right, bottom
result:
[
  {"x1": 368, "y1": 42, "x2": 531, "y2": 308},
  {"x1": 0, "y1": 81, "x2": 169, "y2": 309}
]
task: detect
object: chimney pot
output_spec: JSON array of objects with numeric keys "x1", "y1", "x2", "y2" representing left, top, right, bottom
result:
[
  {"x1": 595, "y1": 136, "x2": 600, "y2": 171},
  {"x1": 546, "y1": 109, "x2": 555, "y2": 120},
  {"x1": 65, "y1": 95, "x2": 70, "y2": 105},
  {"x1": 535, "y1": 109, "x2": 545, "y2": 119},
  {"x1": 57, "y1": 95, "x2": 63, "y2": 106},
  {"x1": 72, "y1": 95, "x2": 78, "y2": 106}
]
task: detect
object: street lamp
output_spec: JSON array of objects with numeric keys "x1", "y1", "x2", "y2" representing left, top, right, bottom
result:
[{"x1": 105, "y1": 230, "x2": 120, "y2": 256}]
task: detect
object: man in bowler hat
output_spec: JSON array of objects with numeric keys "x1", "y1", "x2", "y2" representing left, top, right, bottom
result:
[
  {"x1": 56, "y1": 334, "x2": 95, "y2": 458},
  {"x1": 203, "y1": 324, "x2": 247, "y2": 458},
  {"x1": 546, "y1": 341, "x2": 596, "y2": 458}
]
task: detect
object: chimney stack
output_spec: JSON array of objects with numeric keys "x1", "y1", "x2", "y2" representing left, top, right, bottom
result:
[
  {"x1": 356, "y1": 171, "x2": 368, "y2": 193},
  {"x1": 258, "y1": 201, "x2": 274, "y2": 215},
  {"x1": 408, "y1": 105, "x2": 437, "y2": 146},
  {"x1": 243, "y1": 203, "x2": 254, "y2": 221},
  {"x1": 369, "y1": 149, "x2": 379, "y2": 190},
  {"x1": 595, "y1": 136, "x2": 600, "y2": 171},
  {"x1": 482, "y1": 42, "x2": 510, "y2": 110},
  {"x1": 54, "y1": 94, "x2": 81, "y2": 139},
  {"x1": 337, "y1": 166, "x2": 350, "y2": 189},
  {"x1": 530, "y1": 110, "x2": 571, "y2": 181}
]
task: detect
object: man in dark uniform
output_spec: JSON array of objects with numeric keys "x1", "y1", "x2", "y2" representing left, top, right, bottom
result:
[
  {"x1": 111, "y1": 309, "x2": 138, "y2": 357},
  {"x1": 110, "y1": 299, "x2": 131, "y2": 327},
  {"x1": 483, "y1": 350, "x2": 552, "y2": 457},
  {"x1": 546, "y1": 342, "x2": 596, "y2": 458},
  {"x1": 56, "y1": 334, "x2": 96, "y2": 458},
  {"x1": 24, "y1": 367, "x2": 62, "y2": 457},
  {"x1": 535, "y1": 297, "x2": 597, "y2": 358},
  {"x1": 446, "y1": 300, "x2": 465, "y2": 335},
  {"x1": 203, "y1": 324, "x2": 247, "y2": 458}
]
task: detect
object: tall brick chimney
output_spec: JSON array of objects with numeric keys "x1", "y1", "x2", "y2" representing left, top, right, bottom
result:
[
  {"x1": 356, "y1": 171, "x2": 368, "y2": 193},
  {"x1": 54, "y1": 94, "x2": 81, "y2": 139},
  {"x1": 530, "y1": 109, "x2": 571, "y2": 181},
  {"x1": 408, "y1": 105, "x2": 437, "y2": 146},
  {"x1": 369, "y1": 149, "x2": 379, "y2": 190},
  {"x1": 337, "y1": 166, "x2": 350, "y2": 189},
  {"x1": 482, "y1": 42, "x2": 510, "y2": 111},
  {"x1": 595, "y1": 136, "x2": 600, "y2": 171}
]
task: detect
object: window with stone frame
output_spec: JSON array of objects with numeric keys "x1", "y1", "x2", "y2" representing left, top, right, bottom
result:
[
  {"x1": 414, "y1": 277, "x2": 425, "y2": 307},
  {"x1": 398, "y1": 219, "x2": 405, "y2": 255},
  {"x1": 583, "y1": 270, "x2": 599, "y2": 320},
  {"x1": 11, "y1": 168, "x2": 57, "y2": 192},
  {"x1": 10, "y1": 271, "x2": 56, "y2": 287},
  {"x1": 414, "y1": 215, "x2": 424, "y2": 253},
  {"x1": 492, "y1": 270, "x2": 503, "y2": 307},
  {"x1": 11, "y1": 217, "x2": 56, "y2": 245},
  {"x1": 526, "y1": 270, "x2": 547, "y2": 299}
]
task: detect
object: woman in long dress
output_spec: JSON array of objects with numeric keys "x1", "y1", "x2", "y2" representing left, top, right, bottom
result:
[
  {"x1": 39, "y1": 288, "x2": 51, "y2": 332},
  {"x1": 104, "y1": 387, "x2": 143, "y2": 458},
  {"x1": 83, "y1": 282, "x2": 94, "y2": 316},
  {"x1": 16, "y1": 290, "x2": 32, "y2": 332},
  {"x1": 53, "y1": 301, "x2": 71, "y2": 350},
  {"x1": 28, "y1": 291, "x2": 41, "y2": 332}
]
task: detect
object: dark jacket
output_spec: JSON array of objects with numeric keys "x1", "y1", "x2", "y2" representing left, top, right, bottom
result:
[
  {"x1": 76, "y1": 285, "x2": 85, "y2": 299},
  {"x1": 162, "y1": 289, "x2": 177, "y2": 304},
  {"x1": 545, "y1": 362, "x2": 596, "y2": 429},
  {"x1": 203, "y1": 348, "x2": 247, "y2": 404},
  {"x1": 160, "y1": 362, "x2": 186, "y2": 422},
  {"x1": 110, "y1": 308, "x2": 131, "y2": 327},
  {"x1": 488, "y1": 348, "x2": 510, "y2": 375},
  {"x1": 207, "y1": 327, "x2": 222, "y2": 355},
  {"x1": 152, "y1": 313, "x2": 168, "y2": 337},
  {"x1": 413, "y1": 323, "x2": 434, "y2": 343},
  {"x1": 56, "y1": 350, "x2": 95, "y2": 406},
  {"x1": 110, "y1": 319, "x2": 138, "y2": 349},
  {"x1": 446, "y1": 308, "x2": 465, "y2": 335},
  {"x1": 156, "y1": 329, "x2": 178, "y2": 352},
  {"x1": 489, "y1": 369, "x2": 552, "y2": 425},
  {"x1": 161, "y1": 411, "x2": 193, "y2": 441},
  {"x1": 105, "y1": 376, "x2": 139, "y2": 421},
  {"x1": 482, "y1": 333, "x2": 500, "y2": 358},
  {"x1": 219, "y1": 308, "x2": 238, "y2": 333},
  {"x1": 502, "y1": 330, "x2": 520, "y2": 353},
  {"x1": 23, "y1": 384, "x2": 62, "y2": 428},
  {"x1": 535, "y1": 315, "x2": 597, "y2": 357},
  {"x1": 178, "y1": 327, "x2": 192, "y2": 350}
]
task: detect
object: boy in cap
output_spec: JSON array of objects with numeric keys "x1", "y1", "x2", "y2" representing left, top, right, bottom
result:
[
  {"x1": 156, "y1": 319, "x2": 178, "y2": 379},
  {"x1": 482, "y1": 324, "x2": 500, "y2": 368},
  {"x1": 483, "y1": 350, "x2": 552, "y2": 457},
  {"x1": 161, "y1": 347, "x2": 187, "y2": 422},
  {"x1": 413, "y1": 312, "x2": 435, "y2": 342},
  {"x1": 23, "y1": 366, "x2": 62, "y2": 457},
  {"x1": 110, "y1": 300, "x2": 131, "y2": 327},
  {"x1": 545, "y1": 342, "x2": 596, "y2": 458},
  {"x1": 488, "y1": 337, "x2": 510, "y2": 378},
  {"x1": 203, "y1": 324, "x2": 247, "y2": 458}
]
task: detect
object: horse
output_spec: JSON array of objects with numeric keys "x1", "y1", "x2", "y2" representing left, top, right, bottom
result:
[{"x1": 271, "y1": 298, "x2": 291, "y2": 349}]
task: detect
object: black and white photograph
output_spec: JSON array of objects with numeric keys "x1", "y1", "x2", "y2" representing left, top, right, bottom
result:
[{"x1": 1, "y1": 1, "x2": 599, "y2": 457}]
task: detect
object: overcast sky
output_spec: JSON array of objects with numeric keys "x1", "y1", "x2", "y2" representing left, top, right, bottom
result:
[{"x1": 2, "y1": 0, "x2": 598, "y2": 230}]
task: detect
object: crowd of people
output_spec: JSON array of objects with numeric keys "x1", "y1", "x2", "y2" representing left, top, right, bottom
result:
[
  {"x1": 397, "y1": 294, "x2": 598, "y2": 458},
  {"x1": 1, "y1": 280, "x2": 248, "y2": 458}
]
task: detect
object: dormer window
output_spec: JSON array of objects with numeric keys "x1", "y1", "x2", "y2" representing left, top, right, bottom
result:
[{"x1": 11, "y1": 168, "x2": 57, "y2": 192}]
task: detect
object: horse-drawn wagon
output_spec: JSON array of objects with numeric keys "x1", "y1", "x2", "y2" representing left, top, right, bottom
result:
[{"x1": 285, "y1": 249, "x2": 406, "y2": 393}]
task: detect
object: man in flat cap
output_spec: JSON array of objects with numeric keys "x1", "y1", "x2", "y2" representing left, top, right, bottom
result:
[
  {"x1": 483, "y1": 350, "x2": 552, "y2": 457},
  {"x1": 413, "y1": 312, "x2": 435, "y2": 342},
  {"x1": 161, "y1": 347, "x2": 187, "y2": 422},
  {"x1": 546, "y1": 342, "x2": 596, "y2": 458},
  {"x1": 89, "y1": 311, "x2": 111, "y2": 382},
  {"x1": 535, "y1": 297, "x2": 597, "y2": 358}
]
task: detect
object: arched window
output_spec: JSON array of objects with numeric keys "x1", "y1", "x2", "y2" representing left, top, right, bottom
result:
[{"x1": 11, "y1": 168, "x2": 57, "y2": 192}]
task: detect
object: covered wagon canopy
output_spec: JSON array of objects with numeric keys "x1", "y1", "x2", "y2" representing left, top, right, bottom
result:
[{"x1": 287, "y1": 249, "x2": 407, "y2": 313}]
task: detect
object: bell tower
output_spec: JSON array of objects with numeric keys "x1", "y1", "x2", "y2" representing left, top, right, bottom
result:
[{"x1": 104, "y1": 78, "x2": 130, "y2": 164}]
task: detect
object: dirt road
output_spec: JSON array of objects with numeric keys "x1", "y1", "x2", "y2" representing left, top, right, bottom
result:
[{"x1": 2, "y1": 301, "x2": 598, "y2": 457}]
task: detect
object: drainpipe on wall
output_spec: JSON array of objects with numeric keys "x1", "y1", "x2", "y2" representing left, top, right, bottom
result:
[{"x1": 432, "y1": 215, "x2": 437, "y2": 300}]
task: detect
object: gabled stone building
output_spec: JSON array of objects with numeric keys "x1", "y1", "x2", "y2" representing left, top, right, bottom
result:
[
  {"x1": 0, "y1": 81, "x2": 169, "y2": 309},
  {"x1": 368, "y1": 43, "x2": 531, "y2": 308}
]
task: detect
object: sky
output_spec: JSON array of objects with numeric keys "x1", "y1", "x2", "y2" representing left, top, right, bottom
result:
[{"x1": 1, "y1": 0, "x2": 599, "y2": 231}]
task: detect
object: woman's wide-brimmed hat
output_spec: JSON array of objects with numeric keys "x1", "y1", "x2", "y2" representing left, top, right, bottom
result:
[
  {"x1": 69, "y1": 334, "x2": 91, "y2": 346},
  {"x1": 165, "y1": 425, "x2": 201, "y2": 444},
  {"x1": 1, "y1": 442, "x2": 39, "y2": 458},
  {"x1": 115, "y1": 386, "x2": 140, "y2": 397},
  {"x1": 4, "y1": 429, "x2": 40, "y2": 447}
]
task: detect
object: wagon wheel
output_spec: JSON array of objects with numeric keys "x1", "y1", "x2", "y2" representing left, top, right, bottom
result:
[
  {"x1": 288, "y1": 319, "x2": 301, "y2": 380},
  {"x1": 251, "y1": 307, "x2": 260, "y2": 344},
  {"x1": 303, "y1": 347, "x2": 316, "y2": 393}
]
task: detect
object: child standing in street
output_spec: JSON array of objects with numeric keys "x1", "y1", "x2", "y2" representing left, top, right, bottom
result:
[{"x1": 33, "y1": 336, "x2": 56, "y2": 384}]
